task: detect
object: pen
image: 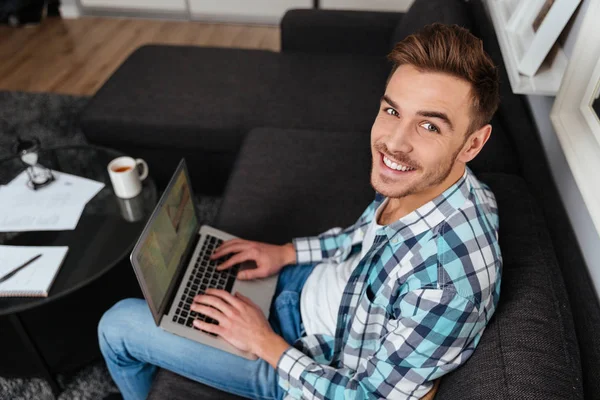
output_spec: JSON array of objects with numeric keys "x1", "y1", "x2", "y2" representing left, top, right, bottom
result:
[{"x1": 0, "y1": 253, "x2": 43, "y2": 284}]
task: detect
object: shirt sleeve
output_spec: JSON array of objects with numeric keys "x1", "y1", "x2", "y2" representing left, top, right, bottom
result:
[
  {"x1": 292, "y1": 226, "x2": 354, "y2": 264},
  {"x1": 276, "y1": 288, "x2": 483, "y2": 400}
]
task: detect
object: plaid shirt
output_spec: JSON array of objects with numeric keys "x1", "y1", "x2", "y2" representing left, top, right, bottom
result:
[{"x1": 277, "y1": 167, "x2": 502, "y2": 399}]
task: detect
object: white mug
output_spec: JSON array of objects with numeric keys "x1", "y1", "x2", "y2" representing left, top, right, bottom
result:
[{"x1": 108, "y1": 156, "x2": 148, "y2": 199}]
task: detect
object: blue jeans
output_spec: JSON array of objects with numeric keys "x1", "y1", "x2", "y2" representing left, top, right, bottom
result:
[{"x1": 98, "y1": 263, "x2": 315, "y2": 400}]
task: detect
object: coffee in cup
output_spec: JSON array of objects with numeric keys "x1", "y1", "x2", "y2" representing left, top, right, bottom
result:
[{"x1": 112, "y1": 165, "x2": 133, "y2": 173}]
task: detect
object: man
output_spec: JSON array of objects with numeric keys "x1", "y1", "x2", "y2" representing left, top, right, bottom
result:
[{"x1": 99, "y1": 23, "x2": 502, "y2": 400}]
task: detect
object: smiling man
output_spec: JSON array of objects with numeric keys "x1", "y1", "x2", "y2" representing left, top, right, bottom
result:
[{"x1": 99, "y1": 23, "x2": 502, "y2": 400}]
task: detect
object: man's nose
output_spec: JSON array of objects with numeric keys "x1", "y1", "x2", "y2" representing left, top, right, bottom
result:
[{"x1": 386, "y1": 121, "x2": 414, "y2": 154}]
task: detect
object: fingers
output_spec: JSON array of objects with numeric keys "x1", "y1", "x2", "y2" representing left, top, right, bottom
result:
[
  {"x1": 203, "y1": 288, "x2": 245, "y2": 310},
  {"x1": 211, "y1": 239, "x2": 249, "y2": 259},
  {"x1": 193, "y1": 319, "x2": 223, "y2": 335},
  {"x1": 237, "y1": 268, "x2": 268, "y2": 280},
  {"x1": 192, "y1": 303, "x2": 224, "y2": 322},
  {"x1": 191, "y1": 290, "x2": 239, "y2": 333},
  {"x1": 234, "y1": 292, "x2": 260, "y2": 310},
  {"x1": 192, "y1": 293, "x2": 235, "y2": 317},
  {"x1": 216, "y1": 252, "x2": 255, "y2": 271},
  {"x1": 211, "y1": 242, "x2": 248, "y2": 260},
  {"x1": 234, "y1": 292, "x2": 252, "y2": 303}
]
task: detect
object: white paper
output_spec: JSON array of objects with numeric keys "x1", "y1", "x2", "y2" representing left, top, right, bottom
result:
[
  {"x1": 0, "y1": 170, "x2": 105, "y2": 232},
  {"x1": 0, "y1": 245, "x2": 69, "y2": 294}
]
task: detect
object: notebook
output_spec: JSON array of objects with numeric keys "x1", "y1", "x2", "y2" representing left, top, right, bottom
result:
[{"x1": 0, "y1": 245, "x2": 69, "y2": 297}]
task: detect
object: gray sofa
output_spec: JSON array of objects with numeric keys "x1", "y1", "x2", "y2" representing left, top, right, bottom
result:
[{"x1": 80, "y1": 0, "x2": 600, "y2": 398}]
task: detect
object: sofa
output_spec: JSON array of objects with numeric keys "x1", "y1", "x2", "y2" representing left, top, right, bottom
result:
[{"x1": 80, "y1": 0, "x2": 600, "y2": 398}]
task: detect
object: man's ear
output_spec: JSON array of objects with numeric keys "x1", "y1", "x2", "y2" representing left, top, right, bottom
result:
[{"x1": 458, "y1": 124, "x2": 492, "y2": 163}]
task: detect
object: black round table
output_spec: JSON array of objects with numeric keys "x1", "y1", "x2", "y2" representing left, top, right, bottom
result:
[{"x1": 0, "y1": 145, "x2": 157, "y2": 395}]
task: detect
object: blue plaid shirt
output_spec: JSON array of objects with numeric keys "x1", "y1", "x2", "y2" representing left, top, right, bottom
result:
[{"x1": 277, "y1": 167, "x2": 502, "y2": 399}]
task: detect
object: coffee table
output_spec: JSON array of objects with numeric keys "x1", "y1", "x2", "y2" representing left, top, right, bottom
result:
[{"x1": 0, "y1": 145, "x2": 157, "y2": 395}]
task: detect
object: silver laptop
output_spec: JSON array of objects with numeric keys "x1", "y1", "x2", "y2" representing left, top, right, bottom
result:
[{"x1": 130, "y1": 159, "x2": 278, "y2": 360}]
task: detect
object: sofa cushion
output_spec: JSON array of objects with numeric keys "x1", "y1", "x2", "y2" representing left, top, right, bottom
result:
[
  {"x1": 390, "y1": 0, "x2": 473, "y2": 48},
  {"x1": 215, "y1": 128, "x2": 374, "y2": 241},
  {"x1": 281, "y1": 9, "x2": 403, "y2": 56},
  {"x1": 81, "y1": 46, "x2": 281, "y2": 153}
]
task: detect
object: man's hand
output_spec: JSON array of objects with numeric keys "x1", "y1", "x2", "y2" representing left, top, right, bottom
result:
[
  {"x1": 192, "y1": 289, "x2": 290, "y2": 367},
  {"x1": 211, "y1": 239, "x2": 296, "y2": 280}
]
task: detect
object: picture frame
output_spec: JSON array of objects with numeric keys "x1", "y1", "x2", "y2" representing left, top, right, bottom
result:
[
  {"x1": 486, "y1": 0, "x2": 576, "y2": 95},
  {"x1": 511, "y1": 0, "x2": 581, "y2": 77},
  {"x1": 550, "y1": 0, "x2": 600, "y2": 237}
]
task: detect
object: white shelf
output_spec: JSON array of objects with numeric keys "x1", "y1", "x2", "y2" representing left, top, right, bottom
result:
[
  {"x1": 486, "y1": 0, "x2": 570, "y2": 96},
  {"x1": 188, "y1": 0, "x2": 312, "y2": 24},
  {"x1": 80, "y1": 0, "x2": 187, "y2": 13},
  {"x1": 320, "y1": 0, "x2": 414, "y2": 12},
  {"x1": 77, "y1": 0, "x2": 310, "y2": 23}
]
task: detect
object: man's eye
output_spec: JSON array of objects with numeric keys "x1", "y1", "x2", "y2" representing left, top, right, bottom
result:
[
  {"x1": 384, "y1": 108, "x2": 398, "y2": 117},
  {"x1": 421, "y1": 122, "x2": 440, "y2": 133}
]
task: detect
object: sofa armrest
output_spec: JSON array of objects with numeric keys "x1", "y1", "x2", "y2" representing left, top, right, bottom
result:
[{"x1": 280, "y1": 9, "x2": 402, "y2": 56}]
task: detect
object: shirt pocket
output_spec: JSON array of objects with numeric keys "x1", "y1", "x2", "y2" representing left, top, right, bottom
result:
[
  {"x1": 365, "y1": 284, "x2": 395, "y2": 319},
  {"x1": 348, "y1": 285, "x2": 392, "y2": 353}
]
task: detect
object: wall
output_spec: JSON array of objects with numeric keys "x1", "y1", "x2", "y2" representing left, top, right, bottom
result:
[
  {"x1": 524, "y1": 0, "x2": 600, "y2": 300},
  {"x1": 60, "y1": 0, "x2": 81, "y2": 18},
  {"x1": 187, "y1": 0, "x2": 312, "y2": 24}
]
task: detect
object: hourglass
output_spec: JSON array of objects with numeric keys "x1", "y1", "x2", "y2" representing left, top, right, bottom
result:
[{"x1": 12, "y1": 137, "x2": 55, "y2": 190}]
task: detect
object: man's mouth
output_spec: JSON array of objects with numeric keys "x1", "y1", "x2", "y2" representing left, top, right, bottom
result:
[{"x1": 381, "y1": 153, "x2": 416, "y2": 172}]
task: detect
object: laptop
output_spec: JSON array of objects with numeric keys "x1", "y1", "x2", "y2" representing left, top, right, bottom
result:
[{"x1": 130, "y1": 159, "x2": 278, "y2": 360}]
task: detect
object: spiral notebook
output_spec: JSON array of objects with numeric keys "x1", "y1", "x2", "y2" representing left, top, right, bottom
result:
[{"x1": 0, "y1": 245, "x2": 69, "y2": 297}]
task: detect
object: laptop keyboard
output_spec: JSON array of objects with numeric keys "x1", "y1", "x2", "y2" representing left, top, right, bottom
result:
[{"x1": 172, "y1": 235, "x2": 240, "y2": 336}]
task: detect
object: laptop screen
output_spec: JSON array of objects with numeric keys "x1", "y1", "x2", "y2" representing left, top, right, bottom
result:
[{"x1": 134, "y1": 163, "x2": 199, "y2": 316}]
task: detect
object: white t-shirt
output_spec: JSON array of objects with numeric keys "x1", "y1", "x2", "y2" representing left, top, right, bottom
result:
[{"x1": 300, "y1": 199, "x2": 387, "y2": 337}]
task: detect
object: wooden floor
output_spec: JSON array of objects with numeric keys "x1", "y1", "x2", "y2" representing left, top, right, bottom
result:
[{"x1": 0, "y1": 17, "x2": 280, "y2": 96}]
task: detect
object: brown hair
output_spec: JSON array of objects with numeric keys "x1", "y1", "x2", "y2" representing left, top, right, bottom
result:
[{"x1": 388, "y1": 23, "x2": 500, "y2": 134}]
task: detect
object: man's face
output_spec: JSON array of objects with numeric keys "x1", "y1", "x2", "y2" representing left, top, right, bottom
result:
[{"x1": 371, "y1": 64, "x2": 475, "y2": 200}]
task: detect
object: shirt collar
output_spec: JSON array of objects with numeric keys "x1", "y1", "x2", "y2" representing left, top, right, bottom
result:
[{"x1": 377, "y1": 167, "x2": 473, "y2": 242}]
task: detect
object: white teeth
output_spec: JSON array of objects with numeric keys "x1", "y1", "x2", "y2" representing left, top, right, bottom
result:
[{"x1": 383, "y1": 156, "x2": 414, "y2": 172}]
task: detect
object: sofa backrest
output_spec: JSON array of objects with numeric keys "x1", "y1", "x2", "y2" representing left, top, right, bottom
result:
[{"x1": 390, "y1": 0, "x2": 473, "y2": 49}]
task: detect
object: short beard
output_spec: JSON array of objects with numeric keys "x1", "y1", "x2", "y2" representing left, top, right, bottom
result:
[{"x1": 371, "y1": 142, "x2": 464, "y2": 199}]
